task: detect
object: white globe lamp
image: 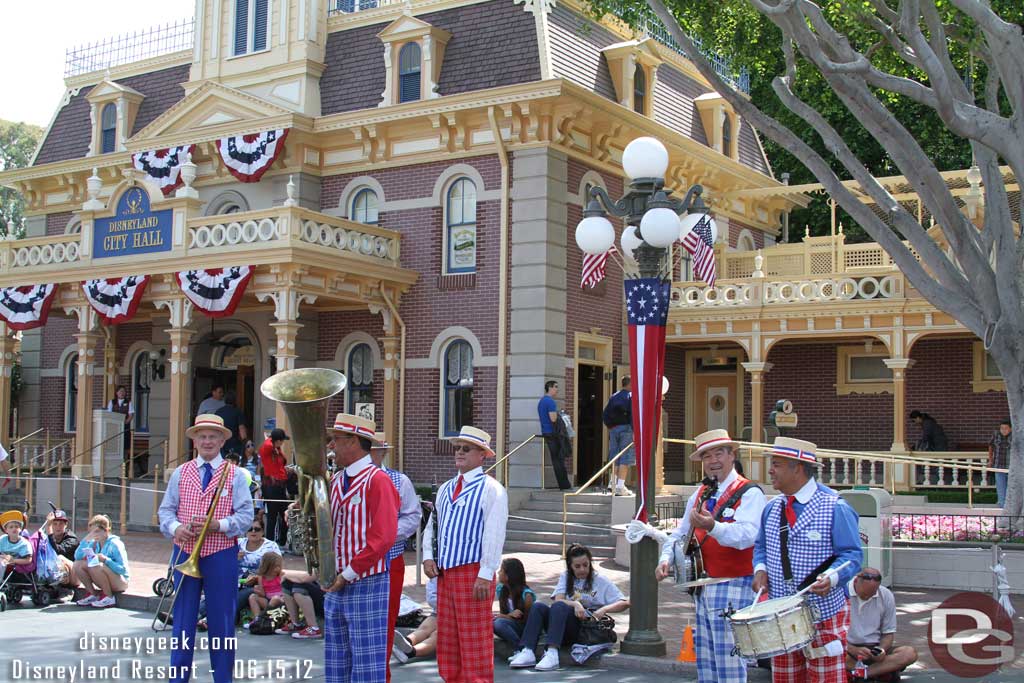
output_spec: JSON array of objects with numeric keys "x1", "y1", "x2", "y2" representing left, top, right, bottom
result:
[
  {"x1": 622, "y1": 137, "x2": 670, "y2": 180},
  {"x1": 662, "y1": 376, "x2": 670, "y2": 396},
  {"x1": 620, "y1": 225, "x2": 643, "y2": 261},
  {"x1": 640, "y1": 206, "x2": 681, "y2": 248},
  {"x1": 679, "y1": 212, "x2": 718, "y2": 244},
  {"x1": 575, "y1": 215, "x2": 615, "y2": 255}
]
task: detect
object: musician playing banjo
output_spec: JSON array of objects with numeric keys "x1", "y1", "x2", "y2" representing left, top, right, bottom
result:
[
  {"x1": 752, "y1": 437, "x2": 861, "y2": 683},
  {"x1": 655, "y1": 429, "x2": 766, "y2": 683}
]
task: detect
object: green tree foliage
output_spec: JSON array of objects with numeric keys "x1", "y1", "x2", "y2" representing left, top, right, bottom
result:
[
  {"x1": 0, "y1": 120, "x2": 44, "y2": 238},
  {"x1": 588, "y1": 1, "x2": 1021, "y2": 241}
]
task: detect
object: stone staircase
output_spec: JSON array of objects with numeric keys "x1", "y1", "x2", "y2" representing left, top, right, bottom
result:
[
  {"x1": 0, "y1": 480, "x2": 161, "y2": 532},
  {"x1": 505, "y1": 490, "x2": 615, "y2": 558}
]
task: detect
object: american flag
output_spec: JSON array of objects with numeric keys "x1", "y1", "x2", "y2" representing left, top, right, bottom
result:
[
  {"x1": 581, "y1": 246, "x2": 616, "y2": 289},
  {"x1": 682, "y1": 214, "x2": 717, "y2": 287},
  {"x1": 624, "y1": 277, "x2": 670, "y2": 522}
]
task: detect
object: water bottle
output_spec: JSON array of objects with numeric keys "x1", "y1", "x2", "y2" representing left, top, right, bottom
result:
[{"x1": 853, "y1": 656, "x2": 869, "y2": 679}]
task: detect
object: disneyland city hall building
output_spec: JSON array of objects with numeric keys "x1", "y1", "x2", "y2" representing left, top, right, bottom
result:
[{"x1": 0, "y1": 0, "x2": 1006, "y2": 499}]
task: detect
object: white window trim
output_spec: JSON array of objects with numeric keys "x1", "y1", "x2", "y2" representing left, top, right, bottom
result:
[
  {"x1": 130, "y1": 350, "x2": 153, "y2": 435},
  {"x1": 438, "y1": 337, "x2": 474, "y2": 438},
  {"x1": 333, "y1": 332, "x2": 383, "y2": 409},
  {"x1": 836, "y1": 345, "x2": 892, "y2": 395},
  {"x1": 576, "y1": 170, "x2": 607, "y2": 207},
  {"x1": 232, "y1": 0, "x2": 273, "y2": 57},
  {"x1": 64, "y1": 351, "x2": 78, "y2": 433},
  {"x1": 442, "y1": 176, "x2": 478, "y2": 275},
  {"x1": 205, "y1": 190, "x2": 251, "y2": 216},
  {"x1": 337, "y1": 176, "x2": 386, "y2": 219}
]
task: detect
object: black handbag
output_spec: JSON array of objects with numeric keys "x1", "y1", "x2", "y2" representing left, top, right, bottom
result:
[{"x1": 575, "y1": 615, "x2": 617, "y2": 645}]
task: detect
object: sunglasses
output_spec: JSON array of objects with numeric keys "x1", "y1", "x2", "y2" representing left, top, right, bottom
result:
[
  {"x1": 859, "y1": 573, "x2": 882, "y2": 582},
  {"x1": 248, "y1": 527, "x2": 263, "y2": 533},
  {"x1": 453, "y1": 445, "x2": 480, "y2": 453}
]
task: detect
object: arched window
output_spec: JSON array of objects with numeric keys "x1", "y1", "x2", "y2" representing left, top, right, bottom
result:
[
  {"x1": 351, "y1": 188, "x2": 379, "y2": 225},
  {"x1": 133, "y1": 352, "x2": 151, "y2": 433},
  {"x1": 633, "y1": 64, "x2": 647, "y2": 114},
  {"x1": 443, "y1": 340, "x2": 473, "y2": 436},
  {"x1": 65, "y1": 355, "x2": 78, "y2": 433},
  {"x1": 346, "y1": 343, "x2": 374, "y2": 414},
  {"x1": 206, "y1": 191, "x2": 250, "y2": 216},
  {"x1": 722, "y1": 115, "x2": 732, "y2": 155},
  {"x1": 398, "y1": 43, "x2": 422, "y2": 103},
  {"x1": 234, "y1": 0, "x2": 270, "y2": 56},
  {"x1": 65, "y1": 218, "x2": 82, "y2": 235},
  {"x1": 100, "y1": 103, "x2": 117, "y2": 154},
  {"x1": 445, "y1": 178, "x2": 477, "y2": 273}
]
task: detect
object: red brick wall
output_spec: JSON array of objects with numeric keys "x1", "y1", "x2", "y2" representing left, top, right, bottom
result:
[
  {"x1": 727, "y1": 218, "x2": 767, "y2": 250},
  {"x1": 663, "y1": 345, "x2": 687, "y2": 481},
  {"x1": 115, "y1": 322, "x2": 153, "y2": 385},
  {"x1": 39, "y1": 314, "x2": 105, "y2": 435},
  {"x1": 46, "y1": 212, "x2": 73, "y2": 237},
  {"x1": 906, "y1": 337, "x2": 1009, "y2": 449}
]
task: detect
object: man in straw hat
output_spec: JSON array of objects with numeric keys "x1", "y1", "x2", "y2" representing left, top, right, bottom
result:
[
  {"x1": 158, "y1": 414, "x2": 254, "y2": 683},
  {"x1": 423, "y1": 426, "x2": 508, "y2": 683},
  {"x1": 323, "y1": 413, "x2": 399, "y2": 683},
  {"x1": 655, "y1": 429, "x2": 767, "y2": 683},
  {"x1": 752, "y1": 437, "x2": 862, "y2": 683},
  {"x1": 368, "y1": 433, "x2": 422, "y2": 683}
]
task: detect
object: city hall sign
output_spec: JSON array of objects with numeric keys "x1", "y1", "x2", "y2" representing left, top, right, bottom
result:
[{"x1": 93, "y1": 188, "x2": 172, "y2": 258}]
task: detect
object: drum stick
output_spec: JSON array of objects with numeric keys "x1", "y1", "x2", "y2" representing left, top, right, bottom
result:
[
  {"x1": 749, "y1": 587, "x2": 764, "y2": 607},
  {"x1": 794, "y1": 560, "x2": 851, "y2": 598}
]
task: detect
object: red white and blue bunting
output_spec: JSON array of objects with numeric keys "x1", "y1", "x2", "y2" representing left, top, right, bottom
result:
[
  {"x1": 177, "y1": 266, "x2": 254, "y2": 318},
  {"x1": 82, "y1": 276, "x2": 150, "y2": 325},
  {"x1": 132, "y1": 144, "x2": 196, "y2": 196},
  {"x1": 0, "y1": 284, "x2": 58, "y2": 331},
  {"x1": 217, "y1": 129, "x2": 289, "y2": 183}
]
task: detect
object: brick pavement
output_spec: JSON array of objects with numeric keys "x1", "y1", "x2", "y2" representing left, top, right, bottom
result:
[{"x1": 107, "y1": 532, "x2": 1024, "y2": 673}]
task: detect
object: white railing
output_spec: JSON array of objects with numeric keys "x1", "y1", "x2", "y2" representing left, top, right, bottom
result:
[
  {"x1": 9, "y1": 236, "x2": 82, "y2": 269},
  {"x1": 65, "y1": 18, "x2": 194, "y2": 78},
  {"x1": 14, "y1": 441, "x2": 72, "y2": 471},
  {"x1": 328, "y1": 0, "x2": 390, "y2": 15},
  {"x1": 298, "y1": 219, "x2": 398, "y2": 261},
  {"x1": 672, "y1": 273, "x2": 902, "y2": 308},
  {"x1": 189, "y1": 216, "x2": 285, "y2": 249}
]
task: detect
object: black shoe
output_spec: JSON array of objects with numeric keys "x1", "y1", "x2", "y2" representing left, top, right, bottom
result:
[{"x1": 157, "y1": 611, "x2": 173, "y2": 626}]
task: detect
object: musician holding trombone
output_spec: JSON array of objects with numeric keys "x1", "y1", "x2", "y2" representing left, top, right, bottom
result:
[
  {"x1": 158, "y1": 414, "x2": 255, "y2": 683},
  {"x1": 655, "y1": 429, "x2": 766, "y2": 683}
]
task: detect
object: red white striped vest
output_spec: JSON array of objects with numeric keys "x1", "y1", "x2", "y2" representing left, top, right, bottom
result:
[
  {"x1": 176, "y1": 460, "x2": 237, "y2": 557},
  {"x1": 693, "y1": 475, "x2": 755, "y2": 578},
  {"x1": 330, "y1": 465, "x2": 389, "y2": 580}
]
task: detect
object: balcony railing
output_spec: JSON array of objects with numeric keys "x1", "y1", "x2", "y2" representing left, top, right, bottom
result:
[
  {"x1": 328, "y1": 0, "x2": 387, "y2": 15},
  {"x1": 65, "y1": 18, "x2": 194, "y2": 78}
]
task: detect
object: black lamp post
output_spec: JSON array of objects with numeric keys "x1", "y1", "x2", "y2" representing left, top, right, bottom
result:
[{"x1": 575, "y1": 136, "x2": 716, "y2": 657}]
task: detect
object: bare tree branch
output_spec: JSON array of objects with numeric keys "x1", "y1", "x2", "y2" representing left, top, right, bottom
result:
[{"x1": 949, "y1": 0, "x2": 1024, "y2": 115}]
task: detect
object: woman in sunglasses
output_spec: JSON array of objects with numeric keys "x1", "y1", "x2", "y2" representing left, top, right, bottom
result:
[{"x1": 236, "y1": 522, "x2": 281, "y2": 623}]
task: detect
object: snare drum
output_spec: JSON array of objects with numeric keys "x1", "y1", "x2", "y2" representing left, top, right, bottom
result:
[{"x1": 726, "y1": 595, "x2": 817, "y2": 659}]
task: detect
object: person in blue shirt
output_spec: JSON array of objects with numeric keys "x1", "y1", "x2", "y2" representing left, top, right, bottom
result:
[
  {"x1": 72, "y1": 514, "x2": 130, "y2": 608},
  {"x1": 538, "y1": 380, "x2": 571, "y2": 490},
  {"x1": 0, "y1": 510, "x2": 33, "y2": 572},
  {"x1": 602, "y1": 377, "x2": 634, "y2": 496},
  {"x1": 752, "y1": 437, "x2": 861, "y2": 683}
]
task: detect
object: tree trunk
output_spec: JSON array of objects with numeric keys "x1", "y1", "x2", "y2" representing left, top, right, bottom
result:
[{"x1": 990, "y1": 342, "x2": 1024, "y2": 518}]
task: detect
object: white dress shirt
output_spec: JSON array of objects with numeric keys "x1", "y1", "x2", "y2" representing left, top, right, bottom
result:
[
  {"x1": 158, "y1": 454, "x2": 254, "y2": 539},
  {"x1": 386, "y1": 467, "x2": 423, "y2": 542},
  {"x1": 658, "y1": 468, "x2": 767, "y2": 565},
  {"x1": 423, "y1": 466, "x2": 508, "y2": 580}
]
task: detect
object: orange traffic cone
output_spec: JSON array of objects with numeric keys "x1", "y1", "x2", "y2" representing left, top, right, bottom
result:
[{"x1": 677, "y1": 624, "x2": 696, "y2": 662}]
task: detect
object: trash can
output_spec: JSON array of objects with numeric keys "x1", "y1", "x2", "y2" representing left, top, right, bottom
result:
[{"x1": 839, "y1": 488, "x2": 892, "y2": 587}]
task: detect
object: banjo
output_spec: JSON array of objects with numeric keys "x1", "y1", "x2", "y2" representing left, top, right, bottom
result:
[{"x1": 673, "y1": 476, "x2": 716, "y2": 594}]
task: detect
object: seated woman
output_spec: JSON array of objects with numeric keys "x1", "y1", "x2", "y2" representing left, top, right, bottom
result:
[
  {"x1": 73, "y1": 514, "x2": 130, "y2": 608},
  {"x1": 233, "y1": 520, "x2": 281, "y2": 622},
  {"x1": 274, "y1": 570, "x2": 325, "y2": 639},
  {"x1": 509, "y1": 543, "x2": 629, "y2": 672},
  {"x1": 493, "y1": 558, "x2": 536, "y2": 647},
  {"x1": 392, "y1": 577, "x2": 438, "y2": 664}
]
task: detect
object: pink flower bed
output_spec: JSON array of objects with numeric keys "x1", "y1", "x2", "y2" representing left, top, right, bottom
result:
[{"x1": 892, "y1": 514, "x2": 1024, "y2": 543}]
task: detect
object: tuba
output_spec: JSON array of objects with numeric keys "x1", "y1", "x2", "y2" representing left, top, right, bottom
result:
[{"x1": 260, "y1": 368, "x2": 347, "y2": 588}]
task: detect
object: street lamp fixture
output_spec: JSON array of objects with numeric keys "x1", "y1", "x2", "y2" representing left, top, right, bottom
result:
[{"x1": 574, "y1": 136, "x2": 716, "y2": 658}]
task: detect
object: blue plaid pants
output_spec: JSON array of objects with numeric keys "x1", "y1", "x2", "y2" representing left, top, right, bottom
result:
[
  {"x1": 695, "y1": 575, "x2": 753, "y2": 683},
  {"x1": 324, "y1": 572, "x2": 390, "y2": 683}
]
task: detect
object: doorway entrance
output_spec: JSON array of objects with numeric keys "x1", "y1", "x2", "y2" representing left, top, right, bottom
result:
[
  {"x1": 685, "y1": 350, "x2": 745, "y2": 481},
  {"x1": 573, "y1": 333, "x2": 613, "y2": 485},
  {"x1": 190, "y1": 331, "x2": 259, "y2": 440}
]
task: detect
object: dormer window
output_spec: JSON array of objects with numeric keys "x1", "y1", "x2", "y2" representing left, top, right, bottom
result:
[
  {"x1": 234, "y1": 0, "x2": 270, "y2": 56},
  {"x1": 100, "y1": 104, "x2": 117, "y2": 154},
  {"x1": 722, "y1": 115, "x2": 732, "y2": 154},
  {"x1": 633, "y1": 65, "x2": 647, "y2": 115},
  {"x1": 695, "y1": 92, "x2": 740, "y2": 159},
  {"x1": 398, "y1": 43, "x2": 422, "y2": 103}
]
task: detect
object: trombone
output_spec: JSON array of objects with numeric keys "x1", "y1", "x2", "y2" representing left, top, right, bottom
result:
[{"x1": 152, "y1": 463, "x2": 231, "y2": 631}]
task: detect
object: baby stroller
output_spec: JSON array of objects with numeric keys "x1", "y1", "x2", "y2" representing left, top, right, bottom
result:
[{"x1": 0, "y1": 530, "x2": 64, "y2": 611}]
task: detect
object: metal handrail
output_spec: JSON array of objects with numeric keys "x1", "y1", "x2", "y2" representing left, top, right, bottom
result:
[
  {"x1": 10, "y1": 428, "x2": 44, "y2": 446},
  {"x1": 37, "y1": 430, "x2": 125, "y2": 477},
  {"x1": 560, "y1": 442, "x2": 633, "y2": 556},
  {"x1": 124, "y1": 437, "x2": 168, "y2": 480},
  {"x1": 485, "y1": 434, "x2": 538, "y2": 483}
]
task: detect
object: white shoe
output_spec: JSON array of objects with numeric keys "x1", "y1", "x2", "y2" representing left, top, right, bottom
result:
[
  {"x1": 76, "y1": 593, "x2": 98, "y2": 606},
  {"x1": 391, "y1": 644, "x2": 409, "y2": 664},
  {"x1": 509, "y1": 648, "x2": 537, "y2": 668},
  {"x1": 535, "y1": 649, "x2": 560, "y2": 671},
  {"x1": 615, "y1": 486, "x2": 632, "y2": 496},
  {"x1": 91, "y1": 595, "x2": 116, "y2": 608}
]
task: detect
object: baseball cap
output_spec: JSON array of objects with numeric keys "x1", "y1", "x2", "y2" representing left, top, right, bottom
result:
[
  {"x1": 270, "y1": 428, "x2": 290, "y2": 441},
  {"x1": 52, "y1": 509, "x2": 69, "y2": 521}
]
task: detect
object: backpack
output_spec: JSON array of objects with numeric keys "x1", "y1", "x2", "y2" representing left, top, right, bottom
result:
[{"x1": 33, "y1": 531, "x2": 59, "y2": 583}]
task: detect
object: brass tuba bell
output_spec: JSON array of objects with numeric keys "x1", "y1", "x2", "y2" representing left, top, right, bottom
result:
[{"x1": 260, "y1": 368, "x2": 346, "y2": 588}]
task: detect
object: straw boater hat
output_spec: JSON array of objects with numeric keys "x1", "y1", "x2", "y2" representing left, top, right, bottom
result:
[
  {"x1": 0, "y1": 509, "x2": 27, "y2": 531},
  {"x1": 765, "y1": 436, "x2": 820, "y2": 467},
  {"x1": 448, "y1": 426, "x2": 495, "y2": 457},
  {"x1": 330, "y1": 413, "x2": 377, "y2": 441},
  {"x1": 371, "y1": 432, "x2": 391, "y2": 449},
  {"x1": 185, "y1": 414, "x2": 232, "y2": 439},
  {"x1": 689, "y1": 429, "x2": 740, "y2": 461}
]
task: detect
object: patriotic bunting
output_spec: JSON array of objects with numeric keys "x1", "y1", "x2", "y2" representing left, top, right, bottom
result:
[
  {"x1": 0, "y1": 284, "x2": 58, "y2": 331},
  {"x1": 581, "y1": 246, "x2": 617, "y2": 289},
  {"x1": 217, "y1": 129, "x2": 289, "y2": 183},
  {"x1": 177, "y1": 266, "x2": 254, "y2": 318},
  {"x1": 82, "y1": 276, "x2": 150, "y2": 325},
  {"x1": 682, "y1": 214, "x2": 717, "y2": 287},
  {"x1": 624, "y1": 277, "x2": 670, "y2": 523},
  {"x1": 132, "y1": 145, "x2": 196, "y2": 196}
]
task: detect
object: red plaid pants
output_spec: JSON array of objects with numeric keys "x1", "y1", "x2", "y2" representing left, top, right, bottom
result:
[
  {"x1": 385, "y1": 555, "x2": 405, "y2": 683},
  {"x1": 772, "y1": 605, "x2": 850, "y2": 683},
  {"x1": 436, "y1": 563, "x2": 495, "y2": 683}
]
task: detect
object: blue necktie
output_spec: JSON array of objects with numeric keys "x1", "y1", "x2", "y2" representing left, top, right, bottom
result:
[
  {"x1": 706, "y1": 494, "x2": 718, "y2": 513},
  {"x1": 343, "y1": 472, "x2": 351, "y2": 494},
  {"x1": 201, "y1": 463, "x2": 212, "y2": 491}
]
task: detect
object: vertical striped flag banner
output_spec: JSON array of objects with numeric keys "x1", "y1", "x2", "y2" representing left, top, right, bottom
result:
[
  {"x1": 581, "y1": 246, "x2": 617, "y2": 289},
  {"x1": 682, "y1": 214, "x2": 717, "y2": 287},
  {"x1": 624, "y1": 277, "x2": 670, "y2": 522}
]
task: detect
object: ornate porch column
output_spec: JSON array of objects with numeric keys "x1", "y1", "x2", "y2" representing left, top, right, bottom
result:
[
  {"x1": 0, "y1": 323, "x2": 18, "y2": 449},
  {"x1": 742, "y1": 361, "x2": 772, "y2": 482},
  {"x1": 155, "y1": 298, "x2": 194, "y2": 474},
  {"x1": 66, "y1": 305, "x2": 100, "y2": 478},
  {"x1": 379, "y1": 335, "x2": 400, "y2": 467},
  {"x1": 884, "y1": 358, "x2": 915, "y2": 452},
  {"x1": 102, "y1": 326, "x2": 117, "y2": 407},
  {"x1": 257, "y1": 288, "x2": 317, "y2": 441}
]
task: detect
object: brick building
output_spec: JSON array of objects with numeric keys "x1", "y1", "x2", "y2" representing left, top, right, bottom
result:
[{"x1": 3, "y1": 0, "x2": 996, "y2": 490}]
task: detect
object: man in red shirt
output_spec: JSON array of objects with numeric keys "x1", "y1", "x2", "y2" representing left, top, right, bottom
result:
[
  {"x1": 324, "y1": 412, "x2": 398, "y2": 683},
  {"x1": 259, "y1": 428, "x2": 291, "y2": 545}
]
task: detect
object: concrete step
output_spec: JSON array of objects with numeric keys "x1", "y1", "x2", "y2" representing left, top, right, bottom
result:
[
  {"x1": 504, "y1": 528, "x2": 614, "y2": 549},
  {"x1": 510, "y1": 510, "x2": 609, "y2": 525},
  {"x1": 503, "y1": 541, "x2": 615, "y2": 557},
  {"x1": 506, "y1": 520, "x2": 611, "y2": 537},
  {"x1": 519, "y1": 500, "x2": 611, "y2": 513},
  {"x1": 529, "y1": 491, "x2": 612, "y2": 504}
]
